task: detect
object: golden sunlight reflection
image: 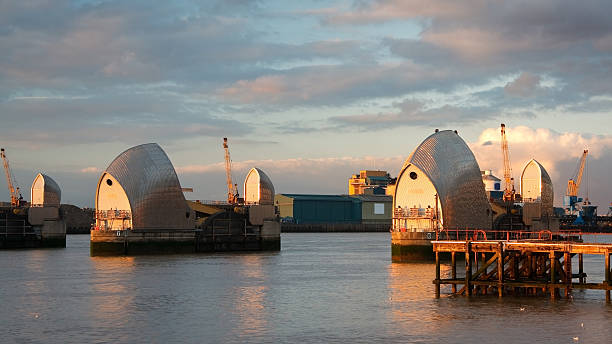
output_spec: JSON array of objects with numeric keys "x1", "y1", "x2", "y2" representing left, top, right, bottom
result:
[
  {"x1": 88, "y1": 257, "x2": 136, "y2": 323},
  {"x1": 387, "y1": 262, "x2": 452, "y2": 335},
  {"x1": 233, "y1": 255, "x2": 268, "y2": 336}
]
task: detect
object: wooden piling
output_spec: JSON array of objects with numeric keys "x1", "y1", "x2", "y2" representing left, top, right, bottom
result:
[
  {"x1": 550, "y1": 251, "x2": 556, "y2": 300},
  {"x1": 432, "y1": 239, "x2": 612, "y2": 302},
  {"x1": 564, "y1": 252, "x2": 571, "y2": 298},
  {"x1": 579, "y1": 253, "x2": 584, "y2": 284},
  {"x1": 497, "y1": 241, "x2": 503, "y2": 298},
  {"x1": 435, "y1": 251, "x2": 440, "y2": 299},
  {"x1": 606, "y1": 250, "x2": 610, "y2": 303},
  {"x1": 465, "y1": 241, "x2": 472, "y2": 297},
  {"x1": 451, "y1": 251, "x2": 456, "y2": 294}
]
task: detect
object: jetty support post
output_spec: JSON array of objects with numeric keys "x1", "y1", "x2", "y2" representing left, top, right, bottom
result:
[
  {"x1": 564, "y1": 251, "x2": 571, "y2": 298},
  {"x1": 451, "y1": 251, "x2": 457, "y2": 294},
  {"x1": 497, "y1": 241, "x2": 503, "y2": 298},
  {"x1": 550, "y1": 251, "x2": 556, "y2": 300},
  {"x1": 579, "y1": 253, "x2": 584, "y2": 284},
  {"x1": 606, "y1": 250, "x2": 610, "y2": 303},
  {"x1": 465, "y1": 241, "x2": 472, "y2": 297},
  {"x1": 435, "y1": 250, "x2": 441, "y2": 299}
]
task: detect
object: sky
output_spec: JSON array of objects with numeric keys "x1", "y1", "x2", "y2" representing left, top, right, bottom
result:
[{"x1": 0, "y1": 0, "x2": 611, "y2": 209}]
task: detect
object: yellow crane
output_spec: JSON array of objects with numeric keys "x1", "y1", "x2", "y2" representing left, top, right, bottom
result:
[
  {"x1": 1, "y1": 148, "x2": 23, "y2": 207},
  {"x1": 566, "y1": 149, "x2": 588, "y2": 198},
  {"x1": 500, "y1": 124, "x2": 515, "y2": 202},
  {"x1": 223, "y1": 138, "x2": 239, "y2": 204}
]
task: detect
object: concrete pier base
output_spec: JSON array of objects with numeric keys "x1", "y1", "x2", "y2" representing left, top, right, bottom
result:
[
  {"x1": 90, "y1": 221, "x2": 281, "y2": 256},
  {"x1": 391, "y1": 231, "x2": 436, "y2": 262}
]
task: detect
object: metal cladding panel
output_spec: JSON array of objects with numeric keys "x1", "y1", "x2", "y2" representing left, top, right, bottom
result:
[
  {"x1": 244, "y1": 167, "x2": 275, "y2": 205},
  {"x1": 103, "y1": 143, "x2": 191, "y2": 229},
  {"x1": 31, "y1": 173, "x2": 61, "y2": 207},
  {"x1": 521, "y1": 159, "x2": 554, "y2": 216},
  {"x1": 396, "y1": 130, "x2": 491, "y2": 229}
]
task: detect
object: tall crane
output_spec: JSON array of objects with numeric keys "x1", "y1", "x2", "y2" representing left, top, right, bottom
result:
[
  {"x1": 500, "y1": 124, "x2": 515, "y2": 202},
  {"x1": 1, "y1": 148, "x2": 23, "y2": 207},
  {"x1": 564, "y1": 149, "x2": 588, "y2": 213},
  {"x1": 566, "y1": 149, "x2": 588, "y2": 197},
  {"x1": 223, "y1": 138, "x2": 239, "y2": 204}
]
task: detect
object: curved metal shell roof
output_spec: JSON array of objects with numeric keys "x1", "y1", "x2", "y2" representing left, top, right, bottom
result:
[
  {"x1": 395, "y1": 130, "x2": 492, "y2": 229},
  {"x1": 244, "y1": 167, "x2": 275, "y2": 205},
  {"x1": 521, "y1": 159, "x2": 554, "y2": 214},
  {"x1": 99, "y1": 143, "x2": 191, "y2": 229},
  {"x1": 31, "y1": 173, "x2": 61, "y2": 207}
]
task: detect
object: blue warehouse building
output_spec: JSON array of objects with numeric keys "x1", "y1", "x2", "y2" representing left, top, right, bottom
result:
[{"x1": 275, "y1": 194, "x2": 362, "y2": 224}]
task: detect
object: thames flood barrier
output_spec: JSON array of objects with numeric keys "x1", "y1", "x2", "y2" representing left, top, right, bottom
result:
[
  {"x1": 390, "y1": 130, "x2": 493, "y2": 262},
  {"x1": 432, "y1": 237, "x2": 612, "y2": 302},
  {"x1": 0, "y1": 172, "x2": 66, "y2": 249},
  {"x1": 90, "y1": 143, "x2": 280, "y2": 256}
]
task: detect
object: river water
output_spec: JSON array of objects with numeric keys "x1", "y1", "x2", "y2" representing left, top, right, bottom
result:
[{"x1": 2, "y1": 233, "x2": 612, "y2": 343}]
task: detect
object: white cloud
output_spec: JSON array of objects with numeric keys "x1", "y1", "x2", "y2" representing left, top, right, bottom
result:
[
  {"x1": 79, "y1": 166, "x2": 100, "y2": 173},
  {"x1": 469, "y1": 126, "x2": 612, "y2": 206}
]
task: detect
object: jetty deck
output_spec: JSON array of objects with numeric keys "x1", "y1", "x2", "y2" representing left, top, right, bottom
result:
[{"x1": 433, "y1": 238, "x2": 612, "y2": 301}]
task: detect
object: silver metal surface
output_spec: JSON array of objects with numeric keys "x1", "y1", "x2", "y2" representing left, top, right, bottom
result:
[
  {"x1": 394, "y1": 130, "x2": 492, "y2": 229},
  {"x1": 31, "y1": 173, "x2": 61, "y2": 207},
  {"x1": 100, "y1": 143, "x2": 192, "y2": 229},
  {"x1": 244, "y1": 167, "x2": 275, "y2": 205},
  {"x1": 525, "y1": 159, "x2": 554, "y2": 215}
]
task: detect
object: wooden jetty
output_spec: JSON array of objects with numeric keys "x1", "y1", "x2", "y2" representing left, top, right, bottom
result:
[{"x1": 433, "y1": 239, "x2": 612, "y2": 302}]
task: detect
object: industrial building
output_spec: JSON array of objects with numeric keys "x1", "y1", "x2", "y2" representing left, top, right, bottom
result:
[
  {"x1": 481, "y1": 170, "x2": 503, "y2": 201},
  {"x1": 94, "y1": 143, "x2": 194, "y2": 231},
  {"x1": 275, "y1": 194, "x2": 361, "y2": 224},
  {"x1": 393, "y1": 130, "x2": 492, "y2": 232},
  {"x1": 350, "y1": 194, "x2": 392, "y2": 224},
  {"x1": 348, "y1": 170, "x2": 392, "y2": 195}
]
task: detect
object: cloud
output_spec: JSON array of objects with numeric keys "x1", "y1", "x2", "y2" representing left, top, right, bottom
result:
[
  {"x1": 504, "y1": 72, "x2": 541, "y2": 97},
  {"x1": 330, "y1": 100, "x2": 493, "y2": 130},
  {"x1": 79, "y1": 167, "x2": 100, "y2": 173},
  {"x1": 469, "y1": 126, "x2": 612, "y2": 206}
]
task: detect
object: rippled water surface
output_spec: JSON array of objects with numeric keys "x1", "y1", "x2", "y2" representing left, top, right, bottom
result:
[{"x1": 2, "y1": 233, "x2": 612, "y2": 343}]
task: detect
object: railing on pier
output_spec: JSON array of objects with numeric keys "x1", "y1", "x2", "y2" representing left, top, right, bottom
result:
[{"x1": 433, "y1": 237, "x2": 612, "y2": 302}]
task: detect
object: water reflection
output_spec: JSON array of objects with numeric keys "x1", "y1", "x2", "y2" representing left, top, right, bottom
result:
[
  {"x1": 387, "y1": 262, "x2": 453, "y2": 337},
  {"x1": 232, "y1": 255, "x2": 269, "y2": 338},
  {"x1": 88, "y1": 257, "x2": 136, "y2": 326}
]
